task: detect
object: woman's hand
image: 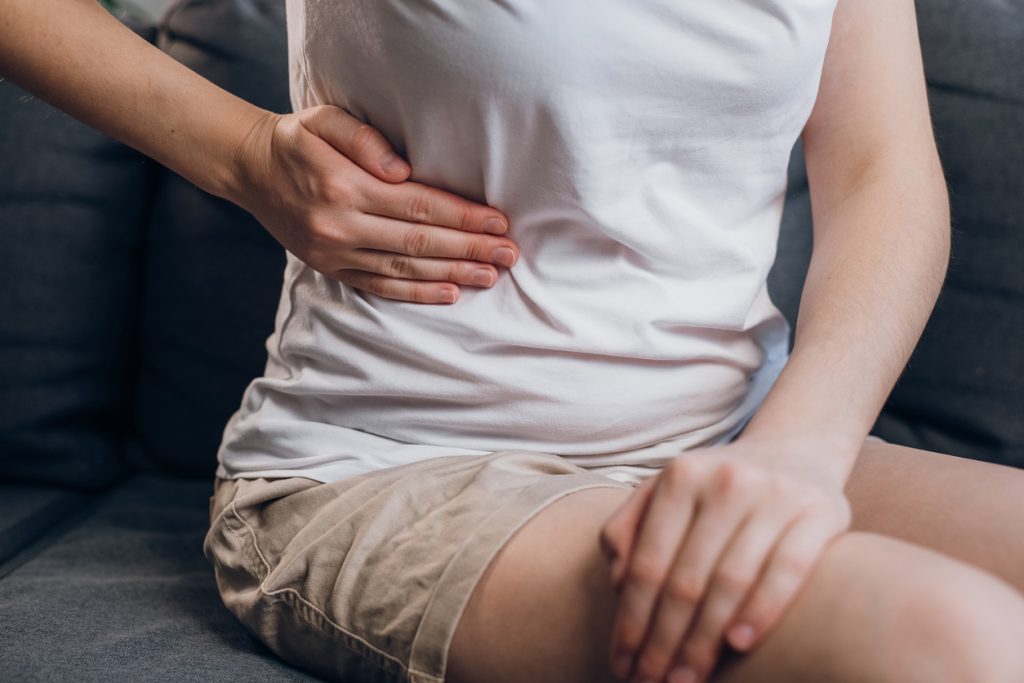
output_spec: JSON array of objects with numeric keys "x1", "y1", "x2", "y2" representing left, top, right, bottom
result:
[
  {"x1": 599, "y1": 437, "x2": 853, "y2": 683},
  {"x1": 228, "y1": 105, "x2": 519, "y2": 304}
]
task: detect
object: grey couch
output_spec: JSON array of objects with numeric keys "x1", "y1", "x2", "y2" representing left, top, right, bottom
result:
[{"x1": 0, "y1": 1, "x2": 1020, "y2": 680}]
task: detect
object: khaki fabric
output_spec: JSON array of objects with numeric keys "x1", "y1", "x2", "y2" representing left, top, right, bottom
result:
[{"x1": 203, "y1": 450, "x2": 634, "y2": 682}]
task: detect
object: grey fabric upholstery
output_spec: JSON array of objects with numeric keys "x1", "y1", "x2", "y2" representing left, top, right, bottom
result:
[
  {"x1": 0, "y1": 475, "x2": 320, "y2": 682},
  {"x1": 0, "y1": 484, "x2": 88, "y2": 572},
  {"x1": 0, "y1": 21, "x2": 157, "y2": 490},
  {"x1": 131, "y1": 0, "x2": 289, "y2": 477},
  {"x1": 770, "y1": 0, "x2": 1024, "y2": 467}
]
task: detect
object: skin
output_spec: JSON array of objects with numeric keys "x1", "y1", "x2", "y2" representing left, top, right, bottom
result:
[
  {"x1": 589, "y1": 1, "x2": 958, "y2": 680},
  {"x1": 3, "y1": 1, "x2": 1017, "y2": 681},
  {"x1": 0, "y1": 0, "x2": 520, "y2": 304},
  {"x1": 450, "y1": 0, "x2": 1018, "y2": 681},
  {"x1": 448, "y1": 446, "x2": 1024, "y2": 683}
]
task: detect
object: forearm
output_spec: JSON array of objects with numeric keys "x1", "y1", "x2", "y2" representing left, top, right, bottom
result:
[
  {"x1": 0, "y1": 0, "x2": 271, "y2": 201},
  {"x1": 740, "y1": 154, "x2": 951, "y2": 484}
]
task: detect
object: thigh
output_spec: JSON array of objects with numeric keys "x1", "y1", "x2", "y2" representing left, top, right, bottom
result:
[
  {"x1": 844, "y1": 437, "x2": 1024, "y2": 592},
  {"x1": 447, "y1": 487, "x2": 1024, "y2": 683}
]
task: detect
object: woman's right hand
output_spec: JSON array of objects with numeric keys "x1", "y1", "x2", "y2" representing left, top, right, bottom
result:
[{"x1": 228, "y1": 105, "x2": 519, "y2": 304}]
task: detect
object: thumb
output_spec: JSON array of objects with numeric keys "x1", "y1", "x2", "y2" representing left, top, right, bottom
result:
[{"x1": 298, "y1": 104, "x2": 411, "y2": 183}]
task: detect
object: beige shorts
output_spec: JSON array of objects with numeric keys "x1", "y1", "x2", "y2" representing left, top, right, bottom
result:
[{"x1": 202, "y1": 450, "x2": 635, "y2": 683}]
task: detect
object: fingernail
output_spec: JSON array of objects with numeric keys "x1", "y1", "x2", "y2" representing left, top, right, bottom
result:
[
  {"x1": 729, "y1": 622, "x2": 755, "y2": 650},
  {"x1": 667, "y1": 666, "x2": 698, "y2": 683},
  {"x1": 380, "y1": 151, "x2": 407, "y2": 174},
  {"x1": 438, "y1": 289, "x2": 457, "y2": 303},
  {"x1": 471, "y1": 269, "x2": 495, "y2": 286},
  {"x1": 485, "y1": 217, "x2": 508, "y2": 233},
  {"x1": 612, "y1": 654, "x2": 633, "y2": 680},
  {"x1": 492, "y1": 247, "x2": 516, "y2": 267}
]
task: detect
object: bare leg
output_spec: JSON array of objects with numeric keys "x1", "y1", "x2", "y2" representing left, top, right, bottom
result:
[
  {"x1": 447, "y1": 487, "x2": 1024, "y2": 683},
  {"x1": 845, "y1": 437, "x2": 1024, "y2": 592}
]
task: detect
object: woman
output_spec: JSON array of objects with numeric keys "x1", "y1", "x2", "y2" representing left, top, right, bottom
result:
[{"x1": 3, "y1": 1, "x2": 1022, "y2": 682}]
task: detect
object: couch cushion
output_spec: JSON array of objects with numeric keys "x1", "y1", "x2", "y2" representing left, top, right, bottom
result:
[
  {"x1": 0, "y1": 21, "x2": 157, "y2": 489},
  {"x1": 0, "y1": 475, "x2": 320, "y2": 681},
  {"x1": 0, "y1": 484, "x2": 88, "y2": 573},
  {"x1": 770, "y1": 0, "x2": 1024, "y2": 467},
  {"x1": 130, "y1": 0, "x2": 289, "y2": 478}
]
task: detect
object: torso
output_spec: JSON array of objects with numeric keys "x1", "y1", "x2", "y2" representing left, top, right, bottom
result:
[{"x1": 217, "y1": 0, "x2": 839, "y2": 486}]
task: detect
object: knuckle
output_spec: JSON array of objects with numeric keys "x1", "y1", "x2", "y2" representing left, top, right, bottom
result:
[
  {"x1": 406, "y1": 192, "x2": 434, "y2": 224},
  {"x1": 364, "y1": 274, "x2": 394, "y2": 298},
  {"x1": 634, "y1": 649, "x2": 673, "y2": 681},
  {"x1": 741, "y1": 593, "x2": 779, "y2": 631},
  {"x1": 765, "y1": 472, "x2": 792, "y2": 498},
  {"x1": 318, "y1": 174, "x2": 354, "y2": 205},
  {"x1": 461, "y1": 237, "x2": 489, "y2": 261},
  {"x1": 663, "y1": 457, "x2": 694, "y2": 490},
  {"x1": 796, "y1": 487, "x2": 830, "y2": 509},
  {"x1": 714, "y1": 567, "x2": 754, "y2": 597},
  {"x1": 615, "y1": 618, "x2": 647, "y2": 654},
  {"x1": 446, "y1": 263, "x2": 461, "y2": 282},
  {"x1": 664, "y1": 570, "x2": 706, "y2": 605},
  {"x1": 680, "y1": 640, "x2": 714, "y2": 676},
  {"x1": 715, "y1": 460, "x2": 755, "y2": 495},
  {"x1": 626, "y1": 556, "x2": 667, "y2": 589},
  {"x1": 402, "y1": 228, "x2": 432, "y2": 256},
  {"x1": 306, "y1": 216, "x2": 336, "y2": 243},
  {"x1": 455, "y1": 207, "x2": 475, "y2": 232},
  {"x1": 350, "y1": 123, "x2": 383, "y2": 156},
  {"x1": 387, "y1": 254, "x2": 416, "y2": 279},
  {"x1": 775, "y1": 551, "x2": 813, "y2": 579},
  {"x1": 409, "y1": 284, "x2": 437, "y2": 304}
]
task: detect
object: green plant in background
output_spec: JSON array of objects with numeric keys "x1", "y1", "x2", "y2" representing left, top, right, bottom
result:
[{"x1": 98, "y1": 0, "x2": 161, "y2": 22}]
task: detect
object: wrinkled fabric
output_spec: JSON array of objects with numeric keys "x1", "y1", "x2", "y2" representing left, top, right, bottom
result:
[
  {"x1": 218, "y1": 0, "x2": 839, "y2": 486},
  {"x1": 205, "y1": 450, "x2": 633, "y2": 682}
]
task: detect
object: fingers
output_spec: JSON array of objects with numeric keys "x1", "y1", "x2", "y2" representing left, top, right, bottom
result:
[
  {"x1": 298, "y1": 104, "x2": 412, "y2": 182},
  {"x1": 353, "y1": 213, "x2": 519, "y2": 267},
  {"x1": 361, "y1": 178, "x2": 510, "y2": 236},
  {"x1": 600, "y1": 474, "x2": 659, "y2": 586},
  {"x1": 727, "y1": 508, "x2": 843, "y2": 653},
  {"x1": 333, "y1": 270, "x2": 461, "y2": 305},
  {"x1": 667, "y1": 505, "x2": 794, "y2": 682},
  {"x1": 343, "y1": 249, "x2": 499, "y2": 290},
  {"x1": 608, "y1": 459, "x2": 700, "y2": 681},
  {"x1": 627, "y1": 462, "x2": 755, "y2": 683}
]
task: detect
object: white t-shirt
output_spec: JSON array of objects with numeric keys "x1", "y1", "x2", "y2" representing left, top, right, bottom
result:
[{"x1": 216, "y1": 0, "x2": 838, "y2": 486}]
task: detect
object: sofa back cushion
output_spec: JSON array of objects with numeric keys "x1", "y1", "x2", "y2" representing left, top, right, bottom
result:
[
  {"x1": 129, "y1": 0, "x2": 289, "y2": 477},
  {"x1": 0, "y1": 22, "x2": 158, "y2": 489},
  {"x1": 771, "y1": 0, "x2": 1024, "y2": 467}
]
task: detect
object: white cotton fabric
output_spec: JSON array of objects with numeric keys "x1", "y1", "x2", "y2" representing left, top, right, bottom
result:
[{"x1": 216, "y1": 0, "x2": 839, "y2": 486}]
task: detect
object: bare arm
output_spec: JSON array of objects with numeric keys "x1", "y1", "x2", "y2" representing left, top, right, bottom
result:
[
  {"x1": 0, "y1": 0, "x2": 265, "y2": 202},
  {"x1": 0, "y1": 0, "x2": 519, "y2": 304},
  {"x1": 739, "y1": 0, "x2": 951, "y2": 485}
]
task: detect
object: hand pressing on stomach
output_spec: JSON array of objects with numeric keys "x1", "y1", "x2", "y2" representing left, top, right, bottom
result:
[
  {"x1": 228, "y1": 105, "x2": 519, "y2": 304},
  {"x1": 599, "y1": 437, "x2": 853, "y2": 683}
]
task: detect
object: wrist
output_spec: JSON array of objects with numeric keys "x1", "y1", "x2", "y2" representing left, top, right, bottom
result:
[
  {"x1": 733, "y1": 428, "x2": 862, "y2": 490},
  {"x1": 210, "y1": 107, "x2": 281, "y2": 207}
]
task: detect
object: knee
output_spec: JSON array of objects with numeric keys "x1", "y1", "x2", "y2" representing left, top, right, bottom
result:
[{"x1": 897, "y1": 562, "x2": 1024, "y2": 683}]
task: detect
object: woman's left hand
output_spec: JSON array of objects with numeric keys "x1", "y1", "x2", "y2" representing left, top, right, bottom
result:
[{"x1": 599, "y1": 436, "x2": 854, "y2": 683}]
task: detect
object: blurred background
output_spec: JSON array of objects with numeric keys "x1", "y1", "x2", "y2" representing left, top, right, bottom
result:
[{"x1": 100, "y1": 0, "x2": 172, "y2": 22}]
